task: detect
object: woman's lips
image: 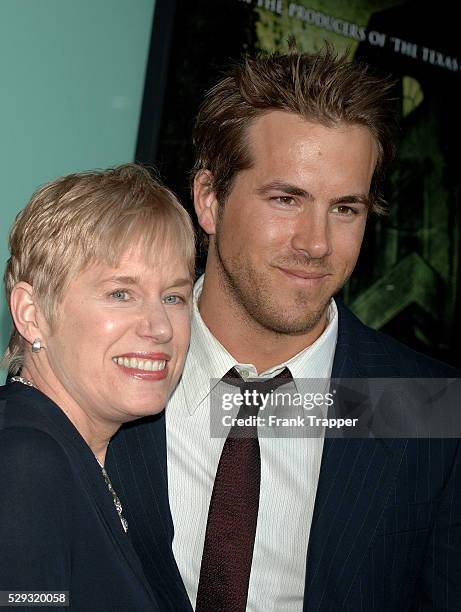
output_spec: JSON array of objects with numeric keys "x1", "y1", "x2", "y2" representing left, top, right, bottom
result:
[{"x1": 112, "y1": 352, "x2": 169, "y2": 381}]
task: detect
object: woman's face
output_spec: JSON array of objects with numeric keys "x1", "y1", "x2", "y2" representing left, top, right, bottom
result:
[{"x1": 39, "y1": 244, "x2": 192, "y2": 426}]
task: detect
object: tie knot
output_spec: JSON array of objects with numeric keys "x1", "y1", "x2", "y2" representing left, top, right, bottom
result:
[
  {"x1": 223, "y1": 366, "x2": 293, "y2": 394},
  {"x1": 221, "y1": 367, "x2": 293, "y2": 423}
]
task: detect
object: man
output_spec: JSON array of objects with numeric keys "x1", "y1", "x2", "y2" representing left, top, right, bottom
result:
[{"x1": 107, "y1": 48, "x2": 460, "y2": 611}]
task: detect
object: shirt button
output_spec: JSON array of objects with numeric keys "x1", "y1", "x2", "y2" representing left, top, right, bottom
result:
[{"x1": 240, "y1": 369, "x2": 250, "y2": 379}]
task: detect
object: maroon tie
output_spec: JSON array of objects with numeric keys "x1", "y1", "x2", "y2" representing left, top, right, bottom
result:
[{"x1": 195, "y1": 367, "x2": 292, "y2": 612}]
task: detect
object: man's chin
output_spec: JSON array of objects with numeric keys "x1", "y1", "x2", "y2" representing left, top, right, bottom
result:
[{"x1": 252, "y1": 304, "x2": 329, "y2": 336}]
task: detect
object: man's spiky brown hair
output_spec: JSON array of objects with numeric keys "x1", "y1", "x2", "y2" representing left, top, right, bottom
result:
[{"x1": 192, "y1": 45, "x2": 397, "y2": 215}]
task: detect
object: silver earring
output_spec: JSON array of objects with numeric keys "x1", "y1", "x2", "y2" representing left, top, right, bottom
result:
[{"x1": 31, "y1": 338, "x2": 41, "y2": 353}]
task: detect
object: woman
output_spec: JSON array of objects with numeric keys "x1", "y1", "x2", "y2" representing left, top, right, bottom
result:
[{"x1": 0, "y1": 164, "x2": 195, "y2": 610}]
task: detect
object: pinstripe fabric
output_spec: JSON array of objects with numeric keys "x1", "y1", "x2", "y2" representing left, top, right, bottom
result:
[
  {"x1": 107, "y1": 299, "x2": 461, "y2": 612},
  {"x1": 107, "y1": 415, "x2": 193, "y2": 611},
  {"x1": 302, "y1": 302, "x2": 461, "y2": 611}
]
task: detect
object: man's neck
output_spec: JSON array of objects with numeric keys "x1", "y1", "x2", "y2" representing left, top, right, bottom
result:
[{"x1": 197, "y1": 267, "x2": 328, "y2": 373}]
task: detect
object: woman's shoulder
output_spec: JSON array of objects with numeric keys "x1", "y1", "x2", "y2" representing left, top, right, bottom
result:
[
  {"x1": 2, "y1": 382, "x2": 69, "y2": 434},
  {"x1": 0, "y1": 422, "x2": 75, "y2": 555},
  {"x1": 0, "y1": 421, "x2": 74, "y2": 492},
  {"x1": 0, "y1": 383, "x2": 74, "y2": 483},
  {"x1": 1, "y1": 381, "x2": 52, "y2": 418},
  {"x1": 0, "y1": 393, "x2": 75, "y2": 590},
  {"x1": 1, "y1": 424, "x2": 69, "y2": 463}
]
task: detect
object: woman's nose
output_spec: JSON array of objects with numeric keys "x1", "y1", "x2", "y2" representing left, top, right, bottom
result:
[{"x1": 136, "y1": 304, "x2": 173, "y2": 343}]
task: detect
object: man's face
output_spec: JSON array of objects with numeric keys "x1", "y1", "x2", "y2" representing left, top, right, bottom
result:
[{"x1": 207, "y1": 111, "x2": 377, "y2": 335}]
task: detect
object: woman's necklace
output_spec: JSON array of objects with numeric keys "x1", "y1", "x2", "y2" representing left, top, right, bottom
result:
[
  {"x1": 10, "y1": 376, "x2": 128, "y2": 534},
  {"x1": 96, "y1": 458, "x2": 129, "y2": 533},
  {"x1": 10, "y1": 375, "x2": 34, "y2": 387}
]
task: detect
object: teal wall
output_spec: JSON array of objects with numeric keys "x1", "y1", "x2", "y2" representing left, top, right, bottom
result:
[{"x1": 0, "y1": 0, "x2": 156, "y2": 371}]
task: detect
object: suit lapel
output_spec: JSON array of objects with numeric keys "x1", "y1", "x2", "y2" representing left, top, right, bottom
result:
[
  {"x1": 73, "y1": 445, "x2": 159, "y2": 605},
  {"x1": 304, "y1": 436, "x2": 407, "y2": 609},
  {"x1": 303, "y1": 302, "x2": 406, "y2": 609},
  {"x1": 109, "y1": 412, "x2": 174, "y2": 542},
  {"x1": 107, "y1": 413, "x2": 192, "y2": 611}
]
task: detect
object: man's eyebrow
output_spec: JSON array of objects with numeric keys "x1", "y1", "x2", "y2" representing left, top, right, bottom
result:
[
  {"x1": 330, "y1": 193, "x2": 371, "y2": 208},
  {"x1": 255, "y1": 181, "x2": 314, "y2": 199}
]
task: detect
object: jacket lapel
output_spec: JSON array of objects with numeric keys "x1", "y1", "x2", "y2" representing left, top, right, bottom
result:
[
  {"x1": 108, "y1": 412, "x2": 174, "y2": 542},
  {"x1": 73, "y1": 444, "x2": 159, "y2": 606},
  {"x1": 303, "y1": 302, "x2": 407, "y2": 609},
  {"x1": 304, "y1": 436, "x2": 407, "y2": 609},
  {"x1": 106, "y1": 413, "x2": 192, "y2": 611}
]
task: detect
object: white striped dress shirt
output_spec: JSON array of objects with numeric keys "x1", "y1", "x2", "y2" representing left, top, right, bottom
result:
[{"x1": 166, "y1": 275, "x2": 338, "y2": 611}]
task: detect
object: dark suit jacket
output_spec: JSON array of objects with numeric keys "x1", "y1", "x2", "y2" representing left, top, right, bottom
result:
[
  {"x1": 0, "y1": 383, "x2": 172, "y2": 611},
  {"x1": 106, "y1": 302, "x2": 461, "y2": 611}
]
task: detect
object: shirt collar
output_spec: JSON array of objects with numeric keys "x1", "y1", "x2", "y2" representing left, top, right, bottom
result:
[
  {"x1": 178, "y1": 274, "x2": 338, "y2": 414},
  {"x1": 178, "y1": 275, "x2": 237, "y2": 413}
]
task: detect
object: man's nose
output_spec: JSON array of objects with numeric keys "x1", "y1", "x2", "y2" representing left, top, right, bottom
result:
[{"x1": 291, "y1": 210, "x2": 331, "y2": 260}]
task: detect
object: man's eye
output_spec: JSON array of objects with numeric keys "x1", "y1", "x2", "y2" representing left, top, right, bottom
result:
[
  {"x1": 332, "y1": 205, "x2": 357, "y2": 216},
  {"x1": 271, "y1": 196, "x2": 294, "y2": 206},
  {"x1": 111, "y1": 290, "x2": 129, "y2": 301},
  {"x1": 272, "y1": 196, "x2": 295, "y2": 205},
  {"x1": 163, "y1": 294, "x2": 184, "y2": 305}
]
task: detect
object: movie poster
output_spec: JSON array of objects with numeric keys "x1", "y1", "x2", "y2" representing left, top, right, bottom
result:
[{"x1": 138, "y1": 0, "x2": 460, "y2": 366}]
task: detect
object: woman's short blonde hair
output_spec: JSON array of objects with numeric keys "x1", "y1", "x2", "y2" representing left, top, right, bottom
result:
[{"x1": 3, "y1": 163, "x2": 195, "y2": 374}]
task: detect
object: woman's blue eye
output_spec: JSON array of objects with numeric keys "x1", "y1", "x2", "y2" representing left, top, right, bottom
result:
[
  {"x1": 163, "y1": 295, "x2": 183, "y2": 305},
  {"x1": 111, "y1": 290, "x2": 129, "y2": 301}
]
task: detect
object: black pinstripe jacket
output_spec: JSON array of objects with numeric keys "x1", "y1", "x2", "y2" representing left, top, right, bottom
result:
[{"x1": 107, "y1": 302, "x2": 461, "y2": 611}]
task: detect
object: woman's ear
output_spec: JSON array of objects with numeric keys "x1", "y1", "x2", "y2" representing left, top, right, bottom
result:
[
  {"x1": 9, "y1": 282, "x2": 45, "y2": 346},
  {"x1": 193, "y1": 170, "x2": 220, "y2": 236}
]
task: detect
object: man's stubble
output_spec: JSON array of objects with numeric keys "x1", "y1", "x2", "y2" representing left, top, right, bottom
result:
[{"x1": 213, "y1": 226, "x2": 340, "y2": 337}]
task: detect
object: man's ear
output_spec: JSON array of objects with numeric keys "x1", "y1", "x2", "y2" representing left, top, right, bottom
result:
[
  {"x1": 9, "y1": 282, "x2": 46, "y2": 346},
  {"x1": 193, "y1": 170, "x2": 220, "y2": 236}
]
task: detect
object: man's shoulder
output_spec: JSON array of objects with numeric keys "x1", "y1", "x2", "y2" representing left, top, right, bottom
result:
[
  {"x1": 336, "y1": 301, "x2": 459, "y2": 377},
  {"x1": 108, "y1": 411, "x2": 166, "y2": 461},
  {"x1": 368, "y1": 325, "x2": 458, "y2": 377}
]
